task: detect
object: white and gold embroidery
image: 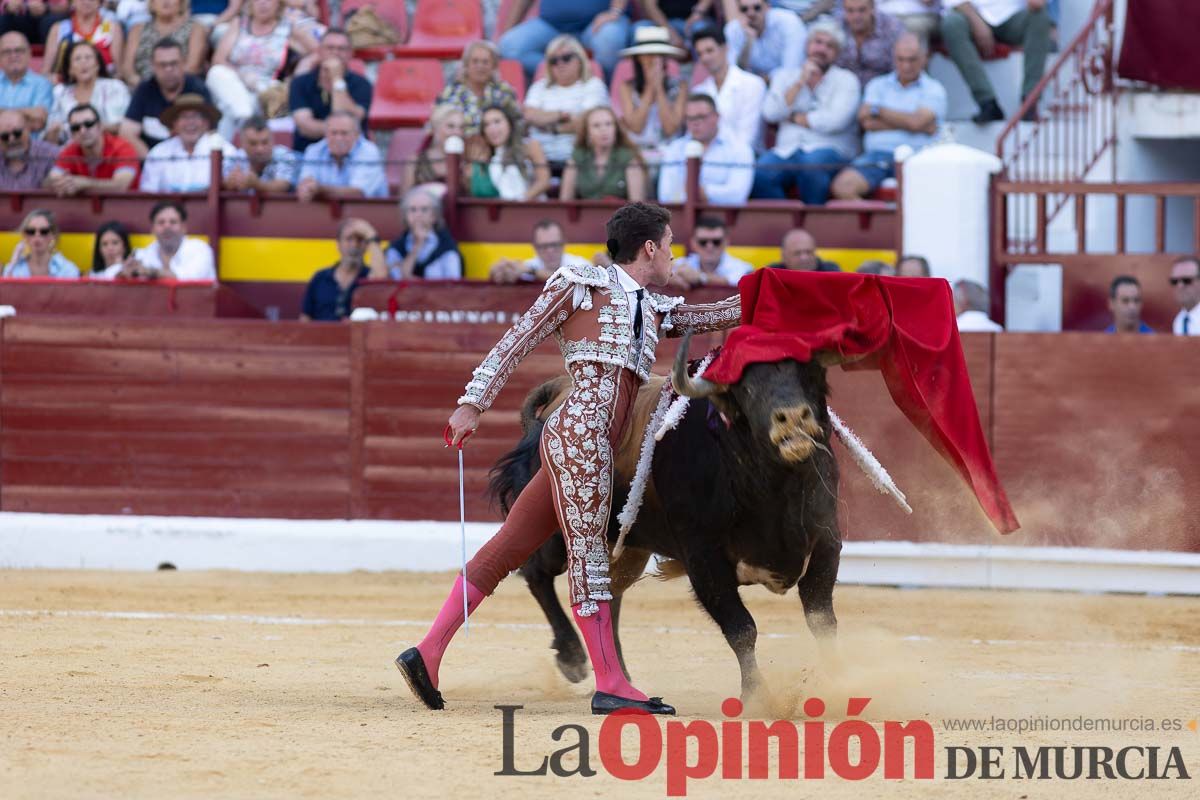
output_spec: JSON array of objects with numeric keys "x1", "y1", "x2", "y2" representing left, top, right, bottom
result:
[{"x1": 662, "y1": 294, "x2": 742, "y2": 336}]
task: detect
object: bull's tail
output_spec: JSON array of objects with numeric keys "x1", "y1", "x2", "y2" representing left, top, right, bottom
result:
[{"x1": 488, "y1": 378, "x2": 566, "y2": 515}]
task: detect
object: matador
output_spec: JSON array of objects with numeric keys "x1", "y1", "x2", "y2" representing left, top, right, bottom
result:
[{"x1": 397, "y1": 203, "x2": 741, "y2": 716}]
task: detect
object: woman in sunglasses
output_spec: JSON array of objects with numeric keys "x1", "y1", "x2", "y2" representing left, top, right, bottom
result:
[
  {"x1": 2, "y1": 210, "x2": 81, "y2": 279},
  {"x1": 523, "y1": 34, "x2": 607, "y2": 167},
  {"x1": 44, "y1": 40, "x2": 130, "y2": 144}
]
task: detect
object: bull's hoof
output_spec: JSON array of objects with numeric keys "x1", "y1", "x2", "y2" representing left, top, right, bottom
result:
[{"x1": 556, "y1": 650, "x2": 589, "y2": 684}]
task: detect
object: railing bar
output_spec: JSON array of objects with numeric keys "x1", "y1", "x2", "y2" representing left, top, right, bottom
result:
[
  {"x1": 1155, "y1": 195, "x2": 1167, "y2": 253},
  {"x1": 1116, "y1": 193, "x2": 1126, "y2": 255},
  {"x1": 1075, "y1": 193, "x2": 1086, "y2": 253}
]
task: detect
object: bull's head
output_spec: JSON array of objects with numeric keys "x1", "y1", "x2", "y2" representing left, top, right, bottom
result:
[{"x1": 672, "y1": 332, "x2": 839, "y2": 464}]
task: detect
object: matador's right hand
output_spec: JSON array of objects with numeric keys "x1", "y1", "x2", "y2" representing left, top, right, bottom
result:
[{"x1": 446, "y1": 404, "x2": 481, "y2": 448}]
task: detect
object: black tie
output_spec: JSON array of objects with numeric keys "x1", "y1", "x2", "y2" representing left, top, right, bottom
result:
[
  {"x1": 633, "y1": 289, "x2": 644, "y2": 340},
  {"x1": 1185, "y1": 315, "x2": 1191, "y2": 335}
]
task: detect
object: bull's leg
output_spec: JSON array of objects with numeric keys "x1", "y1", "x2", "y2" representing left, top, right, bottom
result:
[
  {"x1": 685, "y1": 553, "x2": 765, "y2": 699},
  {"x1": 520, "y1": 540, "x2": 588, "y2": 684},
  {"x1": 607, "y1": 547, "x2": 651, "y2": 683},
  {"x1": 797, "y1": 538, "x2": 842, "y2": 669}
]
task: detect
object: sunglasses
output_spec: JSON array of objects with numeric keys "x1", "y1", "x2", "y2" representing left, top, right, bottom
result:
[
  {"x1": 548, "y1": 53, "x2": 577, "y2": 67},
  {"x1": 24, "y1": 226, "x2": 53, "y2": 237},
  {"x1": 534, "y1": 240, "x2": 565, "y2": 250},
  {"x1": 739, "y1": 3, "x2": 763, "y2": 12},
  {"x1": 1170, "y1": 276, "x2": 1197, "y2": 287},
  {"x1": 68, "y1": 118, "x2": 99, "y2": 133},
  {"x1": 0, "y1": 128, "x2": 25, "y2": 142},
  {"x1": 697, "y1": 237, "x2": 724, "y2": 248}
]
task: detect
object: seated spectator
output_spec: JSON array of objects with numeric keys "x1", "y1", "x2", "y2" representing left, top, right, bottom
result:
[
  {"x1": 633, "y1": 0, "x2": 716, "y2": 47},
  {"x1": 115, "y1": 0, "x2": 153, "y2": 30},
  {"x1": 767, "y1": 227, "x2": 840, "y2": 271},
  {"x1": 560, "y1": 106, "x2": 647, "y2": 202},
  {"x1": 878, "y1": 0, "x2": 942, "y2": 48},
  {"x1": 691, "y1": 27, "x2": 766, "y2": 150},
  {"x1": 855, "y1": 258, "x2": 894, "y2": 275},
  {"x1": 941, "y1": 0, "x2": 1052, "y2": 123},
  {"x1": 724, "y1": 0, "x2": 806, "y2": 81},
  {"x1": 43, "y1": 0, "x2": 123, "y2": 79},
  {"x1": 45, "y1": 102, "x2": 140, "y2": 194},
  {"x1": 523, "y1": 35, "x2": 607, "y2": 166},
  {"x1": 296, "y1": 110, "x2": 386, "y2": 201},
  {"x1": 105, "y1": 199, "x2": 215, "y2": 280},
  {"x1": 44, "y1": 40, "x2": 129, "y2": 143},
  {"x1": 614, "y1": 26, "x2": 687, "y2": 164},
  {"x1": 463, "y1": 103, "x2": 551, "y2": 201},
  {"x1": 2, "y1": 209, "x2": 80, "y2": 278},
  {"x1": 299, "y1": 217, "x2": 387, "y2": 322},
  {"x1": 120, "y1": 38, "x2": 213, "y2": 155},
  {"x1": 488, "y1": 219, "x2": 592, "y2": 283},
  {"x1": 0, "y1": 107, "x2": 57, "y2": 189},
  {"x1": 207, "y1": 0, "x2": 317, "y2": 139},
  {"x1": 0, "y1": 2, "x2": 69, "y2": 47},
  {"x1": 0, "y1": 31, "x2": 52, "y2": 132},
  {"x1": 753, "y1": 18, "x2": 860, "y2": 204},
  {"x1": 836, "y1": 0, "x2": 904, "y2": 88},
  {"x1": 896, "y1": 253, "x2": 930, "y2": 276},
  {"x1": 385, "y1": 187, "x2": 463, "y2": 281},
  {"x1": 401, "y1": 104, "x2": 464, "y2": 198},
  {"x1": 121, "y1": 0, "x2": 208, "y2": 88},
  {"x1": 222, "y1": 115, "x2": 298, "y2": 192},
  {"x1": 768, "y1": 1, "x2": 835, "y2": 23},
  {"x1": 90, "y1": 220, "x2": 132, "y2": 276},
  {"x1": 671, "y1": 214, "x2": 751, "y2": 288},
  {"x1": 1105, "y1": 275, "x2": 1152, "y2": 334},
  {"x1": 953, "y1": 279, "x2": 1003, "y2": 332},
  {"x1": 498, "y1": 0, "x2": 630, "y2": 83},
  {"x1": 657, "y1": 93, "x2": 754, "y2": 204},
  {"x1": 1170, "y1": 256, "x2": 1200, "y2": 337},
  {"x1": 831, "y1": 34, "x2": 946, "y2": 200},
  {"x1": 288, "y1": 27, "x2": 370, "y2": 153},
  {"x1": 140, "y1": 93, "x2": 238, "y2": 192},
  {"x1": 435, "y1": 40, "x2": 520, "y2": 138}
]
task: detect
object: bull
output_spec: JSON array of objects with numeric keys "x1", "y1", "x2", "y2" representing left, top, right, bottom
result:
[{"x1": 490, "y1": 332, "x2": 843, "y2": 700}]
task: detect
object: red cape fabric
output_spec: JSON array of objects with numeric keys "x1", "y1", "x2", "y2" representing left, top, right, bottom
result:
[
  {"x1": 705, "y1": 269, "x2": 1019, "y2": 534},
  {"x1": 1117, "y1": 0, "x2": 1200, "y2": 92}
]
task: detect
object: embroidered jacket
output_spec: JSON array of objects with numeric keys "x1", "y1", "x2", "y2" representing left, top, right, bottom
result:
[{"x1": 459, "y1": 263, "x2": 741, "y2": 411}]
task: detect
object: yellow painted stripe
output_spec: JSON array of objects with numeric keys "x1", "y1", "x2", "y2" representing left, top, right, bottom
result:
[{"x1": 2, "y1": 233, "x2": 895, "y2": 282}]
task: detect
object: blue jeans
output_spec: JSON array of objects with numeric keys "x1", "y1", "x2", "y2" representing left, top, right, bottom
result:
[
  {"x1": 846, "y1": 150, "x2": 896, "y2": 194},
  {"x1": 751, "y1": 148, "x2": 847, "y2": 205},
  {"x1": 499, "y1": 15, "x2": 632, "y2": 83}
]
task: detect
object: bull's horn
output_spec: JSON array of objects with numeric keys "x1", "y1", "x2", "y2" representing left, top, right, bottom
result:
[
  {"x1": 671, "y1": 331, "x2": 727, "y2": 398},
  {"x1": 817, "y1": 350, "x2": 868, "y2": 368}
]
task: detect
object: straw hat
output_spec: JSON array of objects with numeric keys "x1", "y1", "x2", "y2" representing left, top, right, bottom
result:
[
  {"x1": 619, "y1": 27, "x2": 688, "y2": 60},
  {"x1": 160, "y1": 93, "x2": 221, "y2": 129}
]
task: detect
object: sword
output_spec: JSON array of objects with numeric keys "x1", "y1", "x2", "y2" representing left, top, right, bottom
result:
[{"x1": 444, "y1": 424, "x2": 474, "y2": 634}]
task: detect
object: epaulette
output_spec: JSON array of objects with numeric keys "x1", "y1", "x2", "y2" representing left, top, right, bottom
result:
[
  {"x1": 646, "y1": 292, "x2": 685, "y2": 313},
  {"x1": 545, "y1": 262, "x2": 612, "y2": 290}
]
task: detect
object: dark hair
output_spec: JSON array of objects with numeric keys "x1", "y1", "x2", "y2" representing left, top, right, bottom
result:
[
  {"x1": 322, "y1": 27, "x2": 349, "y2": 41},
  {"x1": 631, "y1": 56, "x2": 671, "y2": 97},
  {"x1": 149, "y1": 200, "x2": 187, "y2": 223},
  {"x1": 470, "y1": 103, "x2": 527, "y2": 170},
  {"x1": 693, "y1": 214, "x2": 726, "y2": 232},
  {"x1": 1109, "y1": 274, "x2": 1141, "y2": 298},
  {"x1": 685, "y1": 92, "x2": 717, "y2": 112},
  {"x1": 152, "y1": 38, "x2": 185, "y2": 56},
  {"x1": 240, "y1": 116, "x2": 270, "y2": 134},
  {"x1": 692, "y1": 27, "x2": 726, "y2": 49},
  {"x1": 605, "y1": 202, "x2": 671, "y2": 264},
  {"x1": 67, "y1": 102, "x2": 101, "y2": 124},
  {"x1": 92, "y1": 221, "x2": 132, "y2": 272},
  {"x1": 898, "y1": 253, "x2": 930, "y2": 277},
  {"x1": 58, "y1": 39, "x2": 105, "y2": 85},
  {"x1": 532, "y1": 219, "x2": 563, "y2": 238}
]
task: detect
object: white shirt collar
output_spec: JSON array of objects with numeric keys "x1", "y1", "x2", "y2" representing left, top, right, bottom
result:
[{"x1": 613, "y1": 264, "x2": 644, "y2": 292}]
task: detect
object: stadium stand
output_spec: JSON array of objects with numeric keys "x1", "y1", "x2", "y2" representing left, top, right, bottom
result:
[{"x1": 368, "y1": 58, "x2": 446, "y2": 130}]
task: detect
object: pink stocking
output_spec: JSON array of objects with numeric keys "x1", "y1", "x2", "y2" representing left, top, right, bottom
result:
[
  {"x1": 416, "y1": 574, "x2": 486, "y2": 689},
  {"x1": 573, "y1": 601, "x2": 648, "y2": 701}
]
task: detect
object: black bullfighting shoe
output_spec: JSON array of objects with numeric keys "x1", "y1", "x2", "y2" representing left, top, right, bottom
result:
[
  {"x1": 591, "y1": 692, "x2": 676, "y2": 716},
  {"x1": 395, "y1": 647, "x2": 445, "y2": 710}
]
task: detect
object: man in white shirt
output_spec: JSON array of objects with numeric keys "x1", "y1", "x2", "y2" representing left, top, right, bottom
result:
[
  {"x1": 106, "y1": 200, "x2": 216, "y2": 282},
  {"x1": 753, "y1": 18, "x2": 861, "y2": 203},
  {"x1": 690, "y1": 27, "x2": 767, "y2": 150},
  {"x1": 940, "y1": 0, "x2": 1052, "y2": 123},
  {"x1": 1169, "y1": 256, "x2": 1200, "y2": 336},
  {"x1": 488, "y1": 219, "x2": 592, "y2": 283},
  {"x1": 953, "y1": 279, "x2": 1003, "y2": 332},
  {"x1": 657, "y1": 94, "x2": 755, "y2": 205},
  {"x1": 139, "y1": 94, "x2": 238, "y2": 194},
  {"x1": 723, "y1": 0, "x2": 807, "y2": 81},
  {"x1": 670, "y1": 214, "x2": 753, "y2": 289}
]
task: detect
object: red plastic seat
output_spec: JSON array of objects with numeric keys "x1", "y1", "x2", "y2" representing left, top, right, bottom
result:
[
  {"x1": 385, "y1": 127, "x2": 432, "y2": 192},
  {"x1": 369, "y1": 59, "x2": 445, "y2": 130},
  {"x1": 495, "y1": 0, "x2": 539, "y2": 37},
  {"x1": 342, "y1": 0, "x2": 409, "y2": 61},
  {"x1": 398, "y1": 0, "x2": 484, "y2": 59},
  {"x1": 498, "y1": 58, "x2": 526, "y2": 102}
]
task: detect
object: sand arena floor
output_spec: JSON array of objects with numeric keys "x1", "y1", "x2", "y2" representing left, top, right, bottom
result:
[{"x1": 1, "y1": 569, "x2": 1198, "y2": 799}]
